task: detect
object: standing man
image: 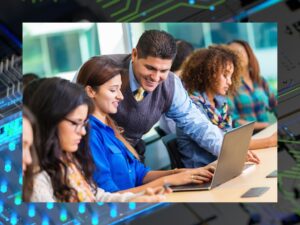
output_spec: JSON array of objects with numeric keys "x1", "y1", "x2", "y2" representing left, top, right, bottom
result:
[{"x1": 105, "y1": 30, "x2": 224, "y2": 163}]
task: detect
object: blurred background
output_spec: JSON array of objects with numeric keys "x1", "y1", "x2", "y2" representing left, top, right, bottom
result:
[
  {"x1": 23, "y1": 23, "x2": 277, "y2": 90},
  {"x1": 1, "y1": 0, "x2": 299, "y2": 223},
  {"x1": 23, "y1": 22, "x2": 277, "y2": 172}
]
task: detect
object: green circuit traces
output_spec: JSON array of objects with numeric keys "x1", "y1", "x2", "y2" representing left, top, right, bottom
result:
[
  {"x1": 122, "y1": 0, "x2": 173, "y2": 22},
  {"x1": 117, "y1": 0, "x2": 144, "y2": 21},
  {"x1": 98, "y1": 0, "x2": 226, "y2": 22},
  {"x1": 279, "y1": 139, "x2": 300, "y2": 145},
  {"x1": 110, "y1": 0, "x2": 131, "y2": 17},
  {"x1": 142, "y1": 0, "x2": 225, "y2": 22},
  {"x1": 279, "y1": 84, "x2": 300, "y2": 98},
  {"x1": 21, "y1": 0, "x2": 226, "y2": 21},
  {"x1": 102, "y1": 0, "x2": 120, "y2": 9},
  {"x1": 278, "y1": 147, "x2": 300, "y2": 215}
]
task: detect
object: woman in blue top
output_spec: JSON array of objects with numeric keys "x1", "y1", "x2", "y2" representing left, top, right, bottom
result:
[
  {"x1": 29, "y1": 78, "x2": 166, "y2": 202},
  {"x1": 76, "y1": 56, "x2": 214, "y2": 193},
  {"x1": 177, "y1": 46, "x2": 277, "y2": 168}
]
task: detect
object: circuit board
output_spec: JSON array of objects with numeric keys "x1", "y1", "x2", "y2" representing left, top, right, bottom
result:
[{"x1": 1, "y1": 0, "x2": 300, "y2": 224}]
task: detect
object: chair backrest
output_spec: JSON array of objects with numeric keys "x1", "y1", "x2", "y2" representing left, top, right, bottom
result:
[
  {"x1": 161, "y1": 134, "x2": 184, "y2": 169},
  {"x1": 154, "y1": 126, "x2": 167, "y2": 137}
]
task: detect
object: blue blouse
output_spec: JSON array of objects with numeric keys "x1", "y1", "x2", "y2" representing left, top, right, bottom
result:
[{"x1": 89, "y1": 115, "x2": 150, "y2": 192}]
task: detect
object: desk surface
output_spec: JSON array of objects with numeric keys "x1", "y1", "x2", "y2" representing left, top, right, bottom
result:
[{"x1": 165, "y1": 123, "x2": 277, "y2": 202}]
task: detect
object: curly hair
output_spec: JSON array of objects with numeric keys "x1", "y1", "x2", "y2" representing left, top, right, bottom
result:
[{"x1": 181, "y1": 45, "x2": 242, "y2": 96}]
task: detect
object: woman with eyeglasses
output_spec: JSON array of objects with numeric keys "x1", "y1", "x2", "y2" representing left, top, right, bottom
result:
[
  {"x1": 77, "y1": 56, "x2": 214, "y2": 194},
  {"x1": 29, "y1": 77, "x2": 166, "y2": 202}
]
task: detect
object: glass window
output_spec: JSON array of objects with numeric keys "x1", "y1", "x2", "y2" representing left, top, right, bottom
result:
[
  {"x1": 129, "y1": 23, "x2": 205, "y2": 49},
  {"x1": 85, "y1": 25, "x2": 100, "y2": 57},
  {"x1": 166, "y1": 23, "x2": 205, "y2": 48},
  {"x1": 23, "y1": 23, "x2": 100, "y2": 79},
  {"x1": 252, "y1": 23, "x2": 277, "y2": 48},
  {"x1": 23, "y1": 37, "x2": 44, "y2": 76},
  {"x1": 47, "y1": 32, "x2": 81, "y2": 75},
  {"x1": 210, "y1": 23, "x2": 248, "y2": 44}
]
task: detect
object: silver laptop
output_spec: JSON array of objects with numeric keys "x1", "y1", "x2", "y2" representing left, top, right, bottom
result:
[{"x1": 172, "y1": 121, "x2": 255, "y2": 192}]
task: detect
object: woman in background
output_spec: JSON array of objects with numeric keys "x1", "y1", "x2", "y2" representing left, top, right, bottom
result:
[
  {"x1": 227, "y1": 40, "x2": 277, "y2": 131},
  {"x1": 29, "y1": 77, "x2": 167, "y2": 202}
]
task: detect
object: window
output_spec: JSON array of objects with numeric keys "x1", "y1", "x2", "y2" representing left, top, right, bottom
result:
[
  {"x1": 210, "y1": 23, "x2": 248, "y2": 44},
  {"x1": 47, "y1": 33, "x2": 81, "y2": 74},
  {"x1": 23, "y1": 23, "x2": 100, "y2": 79},
  {"x1": 252, "y1": 23, "x2": 277, "y2": 49},
  {"x1": 23, "y1": 37, "x2": 44, "y2": 76}
]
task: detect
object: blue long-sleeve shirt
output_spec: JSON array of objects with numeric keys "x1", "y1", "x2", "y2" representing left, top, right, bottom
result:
[{"x1": 89, "y1": 115, "x2": 150, "y2": 192}]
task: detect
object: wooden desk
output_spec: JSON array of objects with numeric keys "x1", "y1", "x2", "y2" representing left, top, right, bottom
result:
[{"x1": 165, "y1": 123, "x2": 277, "y2": 202}]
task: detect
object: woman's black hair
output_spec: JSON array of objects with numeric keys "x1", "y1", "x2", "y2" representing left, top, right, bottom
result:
[
  {"x1": 30, "y1": 77, "x2": 95, "y2": 202},
  {"x1": 23, "y1": 78, "x2": 46, "y2": 107}
]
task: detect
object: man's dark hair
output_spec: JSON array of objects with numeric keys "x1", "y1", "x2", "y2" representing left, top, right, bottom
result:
[
  {"x1": 136, "y1": 30, "x2": 177, "y2": 60},
  {"x1": 171, "y1": 40, "x2": 194, "y2": 72}
]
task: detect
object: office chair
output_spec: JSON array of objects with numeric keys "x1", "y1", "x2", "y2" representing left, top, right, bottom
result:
[
  {"x1": 161, "y1": 134, "x2": 184, "y2": 169},
  {"x1": 154, "y1": 126, "x2": 167, "y2": 138}
]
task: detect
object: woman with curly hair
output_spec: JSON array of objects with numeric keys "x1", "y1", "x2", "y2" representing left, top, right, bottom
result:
[
  {"x1": 227, "y1": 40, "x2": 277, "y2": 131},
  {"x1": 29, "y1": 77, "x2": 167, "y2": 202},
  {"x1": 177, "y1": 45, "x2": 276, "y2": 168}
]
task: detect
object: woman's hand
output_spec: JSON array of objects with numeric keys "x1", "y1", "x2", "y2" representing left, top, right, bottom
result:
[
  {"x1": 149, "y1": 185, "x2": 173, "y2": 195},
  {"x1": 202, "y1": 165, "x2": 216, "y2": 173},
  {"x1": 130, "y1": 187, "x2": 171, "y2": 202},
  {"x1": 246, "y1": 150, "x2": 260, "y2": 164},
  {"x1": 164, "y1": 167, "x2": 214, "y2": 186}
]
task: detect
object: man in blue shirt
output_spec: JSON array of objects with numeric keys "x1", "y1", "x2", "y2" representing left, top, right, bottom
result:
[{"x1": 107, "y1": 30, "x2": 225, "y2": 163}]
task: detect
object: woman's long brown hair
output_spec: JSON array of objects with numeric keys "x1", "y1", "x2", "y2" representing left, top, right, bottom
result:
[
  {"x1": 77, "y1": 56, "x2": 140, "y2": 160},
  {"x1": 228, "y1": 40, "x2": 262, "y2": 85}
]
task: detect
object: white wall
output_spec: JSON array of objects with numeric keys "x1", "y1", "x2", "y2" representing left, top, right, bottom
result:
[
  {"x1": 255, "y1": 48, "x2": 277, "y2": 79},
  {"x1": 97, "y1": 23, "x2": 129, "y2": 54}
]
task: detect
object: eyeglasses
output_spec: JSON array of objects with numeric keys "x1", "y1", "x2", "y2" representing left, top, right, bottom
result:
[{"x1": 64, "y1": 118, "x2": 89, "y2": 133}]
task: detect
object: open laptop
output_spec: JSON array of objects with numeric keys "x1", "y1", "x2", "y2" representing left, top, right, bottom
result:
[{"x1": 171, "y1": 121, "x2": 255, "y2": 192}]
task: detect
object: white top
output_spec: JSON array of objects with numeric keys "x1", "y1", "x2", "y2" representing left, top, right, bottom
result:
[{"x1": 30, "y1": 171, "x2": 136, "y2": 202}]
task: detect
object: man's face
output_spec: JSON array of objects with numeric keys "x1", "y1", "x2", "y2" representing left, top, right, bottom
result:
[{"x1": 132, "y1": 48, "x2": 173, "y2": 92}]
